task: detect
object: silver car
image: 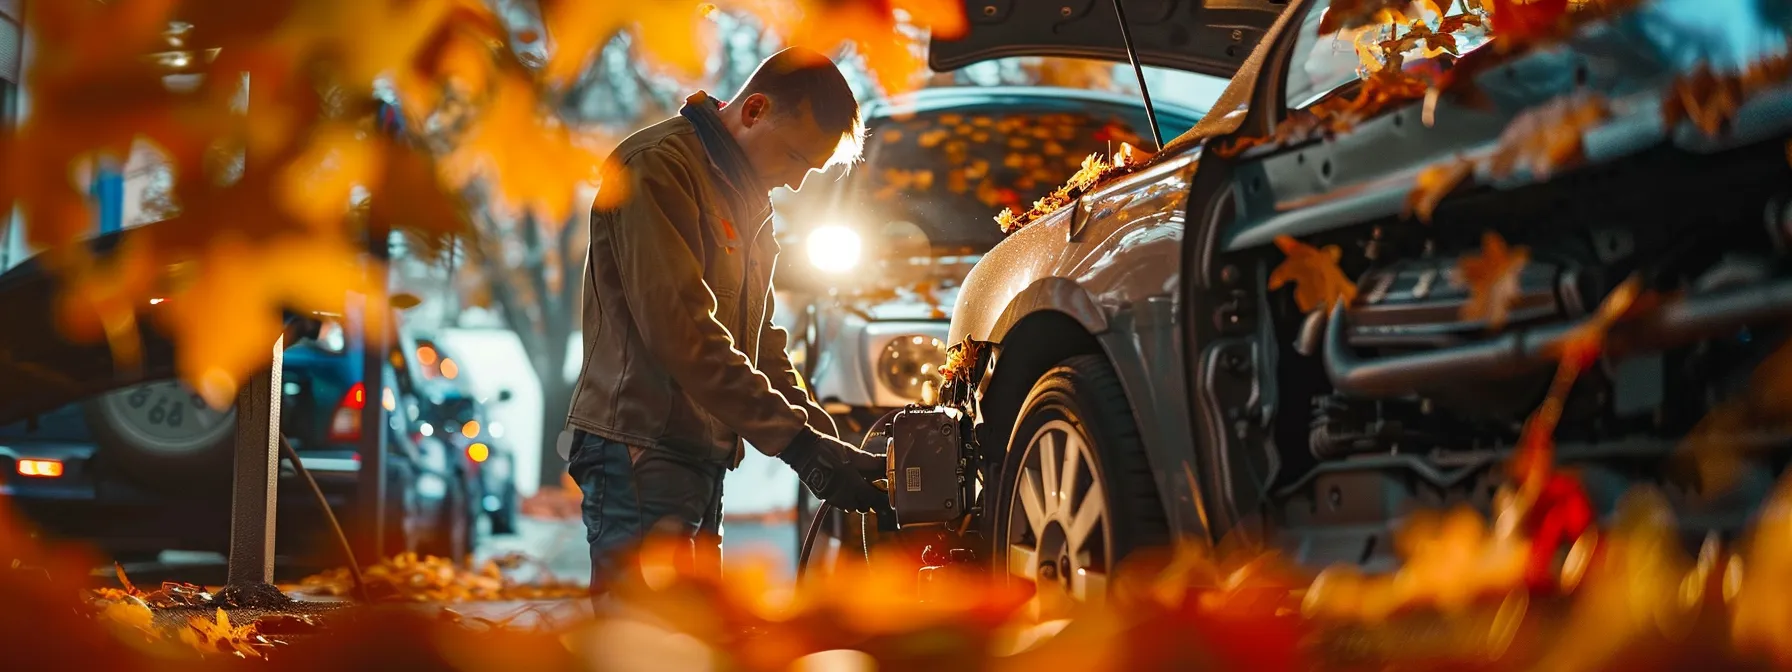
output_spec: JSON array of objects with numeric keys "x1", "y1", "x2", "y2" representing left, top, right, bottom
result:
[
  {"x1": 774, "y1": 86, "x2": 1203, "y2": 549},
  {"x1": 774, "y1": 86, "x2": 1204, "y2": 441}
]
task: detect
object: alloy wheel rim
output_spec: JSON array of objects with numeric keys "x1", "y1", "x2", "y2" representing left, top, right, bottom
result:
[{"x1": 1006, "y1": 418, "x2": 1111, "y2": 620}]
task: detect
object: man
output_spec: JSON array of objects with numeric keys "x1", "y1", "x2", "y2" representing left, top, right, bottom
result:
[{"x1": 564, "y1": 47, "x2": 889, "y2": 597}]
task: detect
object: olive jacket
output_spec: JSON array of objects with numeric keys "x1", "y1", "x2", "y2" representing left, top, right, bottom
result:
[{"x1": 565, "y1": 105, "x2": 832, "y2": 467}]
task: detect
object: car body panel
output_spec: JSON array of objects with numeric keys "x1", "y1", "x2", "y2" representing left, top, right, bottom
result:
[
  {"x1": 928, "y1": 0, "x2": 1792, "y2": 553},
  {"x1": 949, "y1": 152, "x2": 1201, "y2": 344},
  {"x1": 928, "y1": 0, "x2": 1285, "y2": 79},
  {"x1": 1225, "y1": 0, "x2": 1792, "y2": 253}
]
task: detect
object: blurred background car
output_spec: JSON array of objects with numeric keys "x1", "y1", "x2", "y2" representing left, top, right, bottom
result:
[
  {"x1": 0, "y1": 290, "x2": 481, "y2": 568},
  {"x1": 771, "y1": 86, "x2": 1204, "y2": 550},
  {"x1": 412, "y1": 335, "x2": 521, "y2": 536}
]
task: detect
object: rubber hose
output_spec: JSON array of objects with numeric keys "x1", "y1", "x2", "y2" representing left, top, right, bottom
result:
[
  {"x1": 796, "y1": 501, "x2": 834, "y2": 582},
  {"x1": 279, "y1": 434, "x2": 370, "y2": 602}
]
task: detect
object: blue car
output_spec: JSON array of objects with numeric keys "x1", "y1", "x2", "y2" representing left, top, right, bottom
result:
[{"x1": 0, "y1": 261, "x2": 478, "y2": 565}]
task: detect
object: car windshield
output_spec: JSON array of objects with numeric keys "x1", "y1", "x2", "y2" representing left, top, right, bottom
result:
[
  {"x1": 1285, "y1": 1, "x2": 1496, "y2": 109},
  {"x1": 795, "y1": 101, "x2": 1196, "y2": 252}
]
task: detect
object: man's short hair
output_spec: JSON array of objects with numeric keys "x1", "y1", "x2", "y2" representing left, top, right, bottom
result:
[{"x1": 737, "y1": 47, "x2": 865, "y2": 169}]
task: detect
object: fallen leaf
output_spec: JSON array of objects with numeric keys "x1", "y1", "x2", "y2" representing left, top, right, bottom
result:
[
  {"x1": 1455, "y1": 231, "x2": 1530, "y2": 329},
  {"x1": 1488, "y1": 93, "x2": 1611, "y2": 181},
  {"x1": 1268, "y1": 235, "x2": 1358, "y2": 313},
  {"x1": 1404, "y1": 156, "x2": 1476, "y2": 222}
]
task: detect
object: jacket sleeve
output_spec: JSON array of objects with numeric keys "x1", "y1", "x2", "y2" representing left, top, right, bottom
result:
[
  {"x1": 758, "y1": 288, "x2": 840, "y2": 439},
  {"x1": 604, "y1": 145, "x2": 808, "y2": 455}
]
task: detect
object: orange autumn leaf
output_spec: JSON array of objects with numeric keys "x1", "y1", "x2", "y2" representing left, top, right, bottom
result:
[
  {"x1": 731, "y1": 0, "x2": 968, "y2": 95},
  {"x1": 1661, "y1": 49, "x2": 1792, "y2": 138},
  {"x1": 1488, "y1": 93, "x2": 1611, "y2": 181},
  {"x1": 442, "y1": 76, "x2": 605, "y2": 223},
  {"x1": 1488, "y1": 0, "x2": 1570, "y2": 44},
  {"x1": 1317, "y1": 0, "x2": 1437, "y2": 36},
  {"x1": 1663, "y1": 65, "x2": 1744, "y2": 137},
  {"x1": 537, "y1": 1, "x2": 719, "y2": 85},
  {"x1": 1455, "y1": 231, "x2": 1531, "y2": 330},
  {"x1": 1268, "y1": 235, "x2": 1358, "y2": 313},
  {"x1": 1404, "y1": 155, "x2": 1475, "y2": 223}
]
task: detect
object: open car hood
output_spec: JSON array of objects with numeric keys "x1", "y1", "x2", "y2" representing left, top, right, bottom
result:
[{"x1": 928, "y1": 0, "x2": 1288, "y2": 79}]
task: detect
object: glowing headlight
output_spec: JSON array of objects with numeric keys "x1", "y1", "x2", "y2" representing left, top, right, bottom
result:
[
  {"x1": 806, "y1": 225, "x2": 862, "y2": 273},
  {"x1": 878, "y1": 335, "x2": 948, "y2": 401}
]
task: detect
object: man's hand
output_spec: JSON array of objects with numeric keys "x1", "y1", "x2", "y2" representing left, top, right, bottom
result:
[{"x1": 779, "y1": 428, "x2": 890, "y2": 514}]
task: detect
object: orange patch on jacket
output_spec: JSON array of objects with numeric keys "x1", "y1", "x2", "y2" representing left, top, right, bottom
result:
[{"x1": 719, "y1": 218, "x2": 738, "y2": 253}]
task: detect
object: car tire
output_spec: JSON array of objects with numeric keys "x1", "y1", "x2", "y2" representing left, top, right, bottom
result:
[
  {"x1": 420, "y1": 472, "x2": 474, "y2": 565},
  {"x1": 84, "y1": 380, "x2": 240, "y2": 495},
  {"x1": 991, "y1": 354, "x2": 1167, "y2": 616}
]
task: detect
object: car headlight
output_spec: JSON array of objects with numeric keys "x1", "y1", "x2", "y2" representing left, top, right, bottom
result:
[
  {"x1": 806, "y1": 224, "x2": 862, "y2": 273},
  {"x1": 878, "y1": 335, "x2": 948, "y2": 401}
]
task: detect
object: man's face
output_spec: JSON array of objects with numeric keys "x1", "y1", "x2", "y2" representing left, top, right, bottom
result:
[{"x1": 732, "y1": 94, "x2": 840, "y2": 193}]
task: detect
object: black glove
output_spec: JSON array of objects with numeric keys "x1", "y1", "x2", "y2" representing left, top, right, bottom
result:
[{"x1": 779, "y1": 427, "x2": 890, "y2": 514}]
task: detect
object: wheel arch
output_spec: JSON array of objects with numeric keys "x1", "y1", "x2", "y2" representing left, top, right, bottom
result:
[{"x1": 974, "y1": 300, "x2": 1212, "y2": 544}]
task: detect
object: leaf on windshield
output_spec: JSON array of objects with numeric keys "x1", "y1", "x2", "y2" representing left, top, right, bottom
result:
[
  {"x1": 1404, "y1": 155, "x2": 1475, "y2": 223},
  {"x1": 1488, "y1": 93, "x2": 1610, "y2": 181},
  {"x1": 1268, "y1": 235, "x2": 1358, "y2": 313},
  {"x1": 1455, "y1": 231, "x2": 1530, "y2": 330}
]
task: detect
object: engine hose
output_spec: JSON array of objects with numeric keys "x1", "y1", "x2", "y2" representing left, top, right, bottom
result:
[{"x1": 279, "y1": 434, "x2": 370, "y2": 603}]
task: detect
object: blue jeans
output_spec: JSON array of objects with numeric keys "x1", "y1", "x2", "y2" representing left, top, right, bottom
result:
[{"x1": 566, "y1": 430, "x2": 725, "y2": 602}]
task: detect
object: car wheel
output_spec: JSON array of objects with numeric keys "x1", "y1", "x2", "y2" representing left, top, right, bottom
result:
[
  {"x1": 420, "y1": 472, "x2": 474, "y2": 565},
  {"x1": 992, "y1": 354, "x2": 1167, "y2": 619},
  {"x1": 85, "y1": 380, "x2": 239, "y2": 494}
]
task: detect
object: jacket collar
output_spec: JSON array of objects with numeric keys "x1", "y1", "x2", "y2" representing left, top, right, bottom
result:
[{"x1": 680, "y1": 91, "x2": 770, "y2": 225}]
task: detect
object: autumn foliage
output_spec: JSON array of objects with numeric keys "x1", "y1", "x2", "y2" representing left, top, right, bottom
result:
[{"x1": 0, "y1": 0, "x2": 968, "y2": 409}]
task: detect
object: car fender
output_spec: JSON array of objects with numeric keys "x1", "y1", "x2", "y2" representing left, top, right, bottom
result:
[
  {"x1": 953, "y1": 152, "x2": 1213, "y2": 540},
  {"x1": 949, "y1": 152, "x2": 1200, "y2": 345}
]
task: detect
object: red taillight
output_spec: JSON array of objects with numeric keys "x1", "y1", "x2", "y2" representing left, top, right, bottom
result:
[{"x1": 328, "y1": 382, "x2": 365, "y2": 442}]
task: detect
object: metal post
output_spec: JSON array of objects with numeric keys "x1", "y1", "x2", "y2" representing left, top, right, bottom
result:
[
  {"x1": 355, "y1": 230, "x2": 390, "y2": 561},
  {"x1": 225, "y1": 336, "x2": 283, "y2": 585}
]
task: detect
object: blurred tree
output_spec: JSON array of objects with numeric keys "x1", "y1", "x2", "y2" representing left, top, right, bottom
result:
[{"x1": 1, "y1": 0, "x2": 965, "y2": 411}]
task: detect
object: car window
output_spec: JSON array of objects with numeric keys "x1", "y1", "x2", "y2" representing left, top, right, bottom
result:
[
  {"x1": 806, "y1": 104, "x2": 1192, "y2": 251},
  {"x1": 1284, "y1": 0, "x2": 1494, "y2": 110}
]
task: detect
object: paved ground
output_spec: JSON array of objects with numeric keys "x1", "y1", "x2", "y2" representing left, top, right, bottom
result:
[{"x1": 481, "y1": 516, "x2": 800, "y2": 583}]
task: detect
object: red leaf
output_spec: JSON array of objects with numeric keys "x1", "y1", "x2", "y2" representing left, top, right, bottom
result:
[{"x1": 1489, "y1": 0, "x2": 1570, "y2": 44}]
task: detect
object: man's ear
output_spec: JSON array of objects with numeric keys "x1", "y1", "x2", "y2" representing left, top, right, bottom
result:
[{"x1": 740, "y1": 93, "x2": 771, "y2": 128}]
